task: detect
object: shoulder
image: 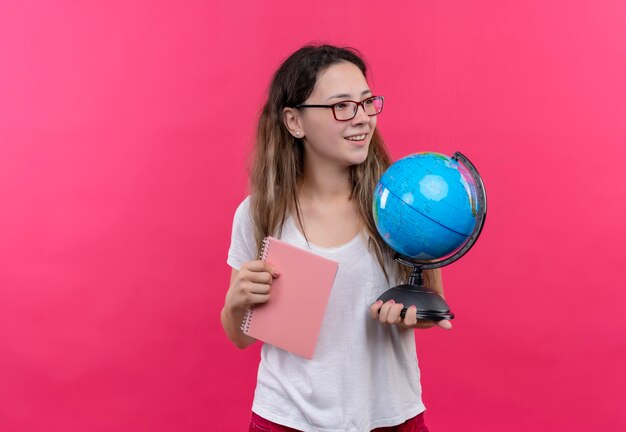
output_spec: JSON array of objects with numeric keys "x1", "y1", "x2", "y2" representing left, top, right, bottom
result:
[
  {"x1": 235, "y1": 195, "x2": 251, "y2": 211},
  {"x1": 233, "y1": 195, "x2": 252, "y2": 221},
  {"x1": 230, "y1": 195, "x2": 255, "y2": 236}
]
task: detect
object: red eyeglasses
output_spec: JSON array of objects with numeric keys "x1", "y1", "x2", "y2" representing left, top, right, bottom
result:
[{"x1": 296, "y1": 96, "x2": 384, "y2": 121}]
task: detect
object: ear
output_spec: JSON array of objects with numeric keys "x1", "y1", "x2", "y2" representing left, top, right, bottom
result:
[{"x1": 282, "y1": 107, "x2": 305, "y2": 138}]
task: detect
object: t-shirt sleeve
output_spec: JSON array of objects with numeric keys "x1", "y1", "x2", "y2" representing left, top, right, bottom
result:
[{"x1": 227, "y1": 196, "x2": 257, "y2": 270}]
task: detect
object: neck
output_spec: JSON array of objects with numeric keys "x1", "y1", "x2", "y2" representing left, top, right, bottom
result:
[{"x1": 300, "y1": 160, "x2": 352, "y2": 201}]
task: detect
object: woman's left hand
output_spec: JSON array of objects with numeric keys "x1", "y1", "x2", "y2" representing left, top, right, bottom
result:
[{"x1": 369, "y1": 300, "x2": 452, "y2": 330}]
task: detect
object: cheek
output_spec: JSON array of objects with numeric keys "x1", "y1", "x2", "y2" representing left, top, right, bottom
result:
[
  {"x1": 311, "y1": 121, "x2": 346, "y2": 142},
  {"x1": 303, "y1": 115, "x2": 334, "y2": 137},
  {"x1": 364, "y1": 118, "x2": 377, "y2": 143}
]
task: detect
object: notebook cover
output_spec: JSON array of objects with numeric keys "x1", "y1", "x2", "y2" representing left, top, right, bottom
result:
[{"x1": 242, "y1": 236, "x2": 339, "y2": 359}]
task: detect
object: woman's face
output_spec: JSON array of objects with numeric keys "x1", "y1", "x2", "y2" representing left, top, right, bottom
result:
[{"x1": 297, "y1": 62, "x2": 377, "y2": 168}]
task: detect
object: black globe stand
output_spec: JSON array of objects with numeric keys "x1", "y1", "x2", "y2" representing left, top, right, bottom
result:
[
  {"x1": 375, "y1": 151, "x2": 487, "y2": 322},
  {"x1": 377, "y1": 264, "x2": 454, "y2": 321}
]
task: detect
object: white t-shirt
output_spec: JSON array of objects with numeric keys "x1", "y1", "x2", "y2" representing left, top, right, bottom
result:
[{"x1": 227, "y1": 196, "x2": 425, "y2": 432}]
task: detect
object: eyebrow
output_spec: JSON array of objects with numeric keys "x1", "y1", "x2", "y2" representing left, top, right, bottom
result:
[{"x1": 326, "y1": 89, "x2": 372, "y2": 101}]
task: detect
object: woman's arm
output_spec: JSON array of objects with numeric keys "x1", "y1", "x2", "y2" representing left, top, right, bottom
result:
[
  {"x1": 220, "y1": 269, "x2": 257, "y2": 349},
  {"x1": 221, "y1": 262, "x2": 279, "y2": 348}
]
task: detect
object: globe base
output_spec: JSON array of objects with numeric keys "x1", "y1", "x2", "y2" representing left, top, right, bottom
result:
[{"x1": 376, "y1": 284, "x2": 455, "y2": 321}]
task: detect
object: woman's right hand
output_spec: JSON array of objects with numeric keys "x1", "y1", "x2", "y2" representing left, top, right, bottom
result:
[
  {"x1": 221, "y1": 260, "x2": 281, "y2": 349},
  {"x1": 224, "y1": 260, "x2": 280, "y2": 313}
]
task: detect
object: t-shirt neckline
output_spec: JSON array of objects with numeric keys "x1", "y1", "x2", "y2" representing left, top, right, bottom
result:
[{"x1": 286, "y1": 215, "x2": 363, "y2": 253}]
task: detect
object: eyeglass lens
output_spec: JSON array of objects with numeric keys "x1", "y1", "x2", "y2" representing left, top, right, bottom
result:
[{"x1": 334, "y1": 97, "x2": 383, "y2": 120}]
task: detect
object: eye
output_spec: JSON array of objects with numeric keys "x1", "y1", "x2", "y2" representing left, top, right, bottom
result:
[
  {"x1": 334, "y1": 102, "x2": 349, "y2": 110},
  {"x1": 363, "y1": 97, "x2": 374, "y2": 105}
]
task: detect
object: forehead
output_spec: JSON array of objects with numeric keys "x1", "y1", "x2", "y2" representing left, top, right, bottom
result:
[{"x1": 310, "y1": 62, "x2": 370, "y2": 99}]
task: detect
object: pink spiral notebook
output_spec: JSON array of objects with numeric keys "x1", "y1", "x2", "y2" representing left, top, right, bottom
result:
[{"x1": 241, "y1": 236, "x2": 339, "y2": 359}]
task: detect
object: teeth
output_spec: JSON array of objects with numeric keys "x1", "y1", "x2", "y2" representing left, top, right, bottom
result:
[{"x1": 346, "y1": 134, "x2": 366, "y2": 141}]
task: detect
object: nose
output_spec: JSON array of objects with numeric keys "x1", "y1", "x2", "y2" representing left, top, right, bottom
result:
[{"x1": 352, "y1": 102, "x2": 370, "y2": 124}]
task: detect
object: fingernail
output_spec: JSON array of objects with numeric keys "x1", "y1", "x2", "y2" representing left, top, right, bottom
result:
[
  {"x1": 272, "y1": 271, "x2": 280, "y2": 277},
  {"x1": 389, "y1": 299, "x2": 395, "y2": 304},
  {"x1": 376, "y1": 300, "x2": 383, "y2": 305}
]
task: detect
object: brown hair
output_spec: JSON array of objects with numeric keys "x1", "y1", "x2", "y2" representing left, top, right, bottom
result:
[{"x1": 249, "y1": 44, "x2": 409, "y2": 283}]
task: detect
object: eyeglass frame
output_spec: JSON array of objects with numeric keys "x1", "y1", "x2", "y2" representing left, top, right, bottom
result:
[{"x1": 294, "y1": 95, "x2": 384, "y2": 121}]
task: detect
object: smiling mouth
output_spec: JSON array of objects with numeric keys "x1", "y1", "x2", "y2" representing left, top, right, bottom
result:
[{"x1": 345, "y1": 134, "x2": 367, "y2": 142}]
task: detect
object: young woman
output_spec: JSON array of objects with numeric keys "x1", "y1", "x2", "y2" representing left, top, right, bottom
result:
[{"x1": 221, "y1": 44, "x2": 451, "y2": 432}]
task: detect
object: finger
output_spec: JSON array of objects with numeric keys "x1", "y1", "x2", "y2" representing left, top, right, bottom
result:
[
  {"x1": 267, "y1": 266, "x2": 281, "y2": 277},
  {"x1": 240, "y1": 268, "x2": 273, "y2": 284},
  {"x1": 413, "y1": 319, "x2": 437, "y2": 329},
  {"x1": 259, "y1": 261, "x2": 280, "y2": 277},
  {"x1": 378, "y1": 300, "x2": 395, "y2": 323},
  {"x1": 369, "y1": 300, "x2": 383, "y2": 319},
  {"x1": 243, "y1": 260, "x2": 267, "y2": 272},
  {"x1": 437, "y1": 319, "x2": 453, "y2": 330},
  {"x1": 403, "y1": 305, "x2": 418, "y2": 327},
  {"x1": 246, "y1": 282, "x2": 271, "y2": 294},
  {"x1": 246, "y1": 292, "x2": 270, "y2": 305},
  {"x1": 386, "y1": 303, "x2": 404, "y2": 324},
  {"x1": 242, "y1": 261, "x2": 280, "y2": 280}
]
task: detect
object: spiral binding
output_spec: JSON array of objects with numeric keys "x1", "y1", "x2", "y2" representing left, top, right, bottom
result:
[
  {"x1": 259, "y1": 236, "x2": 271, "y2": 261},
  {"x1": 240, "y1": 236, "x2": 272, "y2": 334},
  {"x1": 240, "y1": 307, "x2": 254, "y2": 333}
]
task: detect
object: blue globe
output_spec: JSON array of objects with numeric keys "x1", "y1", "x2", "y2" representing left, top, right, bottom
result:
[{"x1": 373, "y1": 152, "x2": 480, "y2": 260}]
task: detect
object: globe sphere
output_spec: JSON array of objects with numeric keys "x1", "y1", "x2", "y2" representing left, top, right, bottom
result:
[{"x1": 373, "y1": 152, "x2": 480, "y2": 261}]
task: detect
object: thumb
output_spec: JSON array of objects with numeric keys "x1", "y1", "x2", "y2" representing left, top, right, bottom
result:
[
  {"x1": 268, "y1": 266, "x2": 280, "y2": 277},
  {"x1": 437, "y1": 319, "x2": 452, "y2": 330}
]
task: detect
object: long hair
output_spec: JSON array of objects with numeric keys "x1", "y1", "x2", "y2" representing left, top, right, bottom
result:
[{"x1": 249, "y1": 44, "x2": 410, "y2": 283}]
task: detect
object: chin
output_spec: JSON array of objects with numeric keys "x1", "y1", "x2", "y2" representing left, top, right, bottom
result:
[{"x1": 347, "y1": 149, "x2": 370, "y2": 166}]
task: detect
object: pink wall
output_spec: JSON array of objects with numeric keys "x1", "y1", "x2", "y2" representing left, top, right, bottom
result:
[{"x1": 1, "y1": 1, "x2": 625, "y2": 431}]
